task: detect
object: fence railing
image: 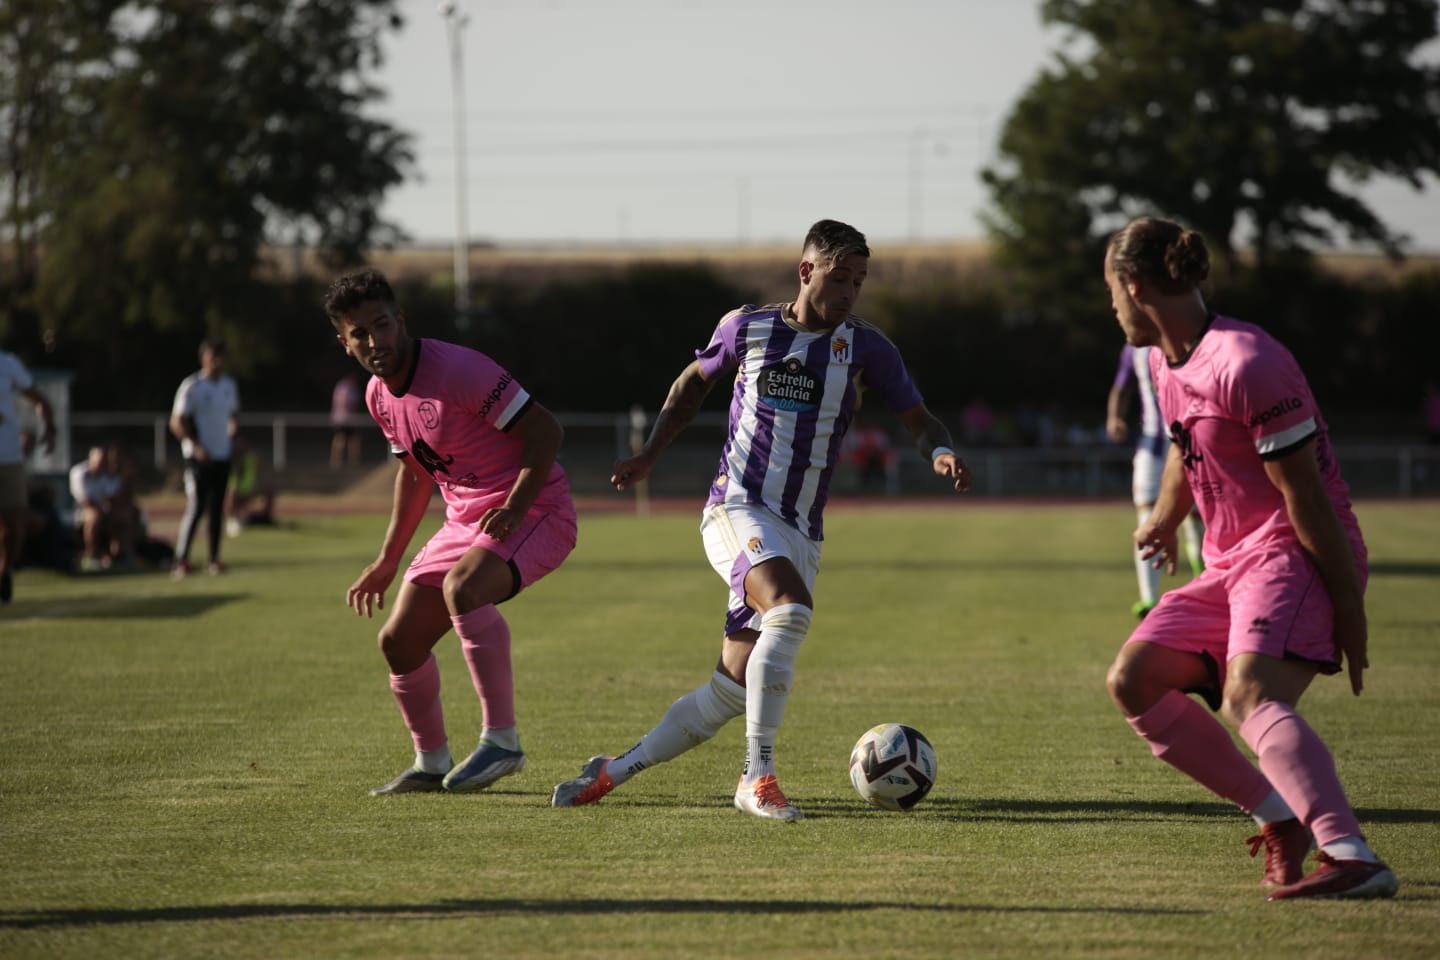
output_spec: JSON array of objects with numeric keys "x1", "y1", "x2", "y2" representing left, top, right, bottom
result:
[{"x1": 67, "y1": 411, "x2": 1440, "y2": 499}]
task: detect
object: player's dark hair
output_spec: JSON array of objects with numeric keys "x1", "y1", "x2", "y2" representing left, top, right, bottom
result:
[
  {"x1": 199, "y1": 337, "x2": 226, "y2": 358},
  {"x1": 323, "y1": 268, "x2": 397, "y2": 328},
  {"x1": 803, "y1": 219, "x2": 870, "y2": 265},
  {"x1": 1107, "y1": 217, "x2": 1210, "y2": 294}
]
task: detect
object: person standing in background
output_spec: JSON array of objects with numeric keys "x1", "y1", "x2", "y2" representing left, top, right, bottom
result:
[
  {"x1": 0, "y1": 348, "x2": 56, "y2": 603},
  {"x1": 331, "y1": 372, "x2": 365, "y2": 468},
  {"x1": 169, "y1": 338, "x2": 239, "y2": 578},
  {"x1": 1106, "y1": 342, "x2": 1203, "y2": 618}
]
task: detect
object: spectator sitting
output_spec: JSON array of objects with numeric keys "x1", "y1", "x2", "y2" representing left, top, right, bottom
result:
[
  {"x1": 226, "y1": 435, "x2": 277, "y2": 536},
  {"x1": 68, "y1": 445, "x2": 136, "y2": 571}
]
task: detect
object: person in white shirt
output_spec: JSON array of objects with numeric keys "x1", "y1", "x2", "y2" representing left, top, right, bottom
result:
[
  {"x1": 0, "y1": 349, "x2": 55, "y2": 603},
  {"x1": 69, "y1": 445, "x2": 136, "y2": 571},
  {"x1": 168, "y1": 338, "x2": 240, "y2": 577}
]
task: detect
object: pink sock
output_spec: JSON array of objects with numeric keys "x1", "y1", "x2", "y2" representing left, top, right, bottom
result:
[
  {"x1": 390, "y1": 654, "x2": 447, "y2": 753},
  {"x1": 1240, "y1": 701, "x2": 1361, "y2": 847},
  {"x1": 1128, "y1": 689, "x2": 1273, "y2": 812},
  {"x1": 454, "y1": 604, "x2": 514, "y2": 730}
]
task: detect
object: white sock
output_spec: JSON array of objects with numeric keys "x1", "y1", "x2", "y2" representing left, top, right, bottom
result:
[
  {"x1": 416, "y1": 746, "x2": 453, "y2": 774},
  {"x1": 742, "y1": 603, "x2": 811, "y2": 785},
  {"x1": 1321, "y1": 835, "x2": 1379, "y2": 863},
  {"x1": 1250, "y1": 789, "x2": 1298, "y2": 826},
  {"x1": 1135, "y1": 507, "x2": 1160, "y2": 605},
  {"x1": 481, "y1": 726, "x2": 519, "y2": 751},
  {"x1": 611, "y1": 671, "x2": 746, "y2": 786}
]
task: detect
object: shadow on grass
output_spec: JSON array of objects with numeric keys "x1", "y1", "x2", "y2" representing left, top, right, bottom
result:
[
  {"x1": 616, "y1": 794, "x2": 1440, "y2": 828},
  {"x1": 910, "y1": 798, "x2": 1440, "y2": 827},
  {"x1": 1368, "y1": 561, "x2": 1440, "y2": 577},
  {"x1": 0, "y1": 592, "x2": 242, "y2": 623},
  {"x1": 0, "y1": 896, "x2": 1202, "y2": 930}
]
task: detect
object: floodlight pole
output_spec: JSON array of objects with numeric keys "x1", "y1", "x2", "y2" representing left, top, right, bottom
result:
[{"x1": 440, "y1": 2, "x2": 471, "y2": 326}]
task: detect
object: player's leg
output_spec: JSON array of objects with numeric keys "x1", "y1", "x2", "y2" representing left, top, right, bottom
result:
[
  {"x1": 0, "y1": 463, "x2": 27, "y2": 601},
  {"x1": 552, "y1": 504, "x2": 794, "y2": 812},
  {"x1": 1132, "y1": 504, "x2": 1162, "y2": 617},
  {"x1": 552, "y1": 658, "x2": 749, "y2": 807},
  {"x1": 1222, "y1": 546, "x2": 1396, "y2": 899},
  {"x1": 1109, "y1": 583, "x2": 1307, "y2": 885},
  {"x1": 370, "y1": 578, "x2": 455, "y2": 795},
  {"x1": 734, "y1": 555, "x2": 812, "y2": 817},
  {"x1": 172, "y1": 462, "x2": 203, "y2": 576},
  {"x1": 441, "y1": 510, "x2": 576, "y2": 792},
  {"x1": 1130, "y1": 446, "x2": 1164, "y2": 618},
  {"x1": 203, "y1": 461, "x2": 230, "y2": 571}
]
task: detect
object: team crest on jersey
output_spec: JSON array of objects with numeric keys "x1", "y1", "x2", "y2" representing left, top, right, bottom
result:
[
  {"x1": 760, "y1": 358, "x2": 820, "y2": 411},
  {"x1": 418, "y1": 400, "x2": 440, "y2": 429},
  {"x1": 830, "y1": 335, "x2": 850, "y2": 363},
  {"x1": 374, "y1": 391, "x2": 394, "y2": 430},
  {"x1": 747, "y1": 536, "x2": 764, "y2": 553}
]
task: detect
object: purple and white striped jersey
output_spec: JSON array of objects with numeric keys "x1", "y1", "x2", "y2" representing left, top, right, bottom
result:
[
  {"x1": 1114, "y1": 344, "x2": 1167, "y2": 457},
  {"x1": 695, "y1": 303, "x2": 925, "y2": 540}
]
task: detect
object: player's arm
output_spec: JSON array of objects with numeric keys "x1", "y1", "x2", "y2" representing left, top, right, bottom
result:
[
  {"x1": 895, "y1": 403, "x2": 972, "y2": 493},
  {"x1": 1135, "y1": 443, "x2": 1193, "y2": 574},
  {"x1": 612, "y1": 360, "x2": 715, "y2": 491},
  {"x1": 347, "y1": 456, "x2": 433, "y2": 617},
  {"x1": 1264, "y1": 439, "x2": 1368, "y2": 695},
  {"x1": 476, "y1": 402, "x2": 564, "y2": 540},
  {"x1": 1106, "y1": 381, "x2": 1133, "y2": 443}
]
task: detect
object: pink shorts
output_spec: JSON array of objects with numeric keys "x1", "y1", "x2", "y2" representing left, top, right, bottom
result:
[
  {"x1": 1127, "y1": 538, "x2": 1368, "y2": 679},
  {"x1": 404, "y1": 506, "x2": 577, "y2": 599}
]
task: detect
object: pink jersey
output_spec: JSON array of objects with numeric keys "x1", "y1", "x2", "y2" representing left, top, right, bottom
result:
[
  {"x1": 1150, "y1": 315, "x2": 1360, "y2": 562},
  {"x1": 367, "y1": 338, "x2": 572, "y2": 525}
]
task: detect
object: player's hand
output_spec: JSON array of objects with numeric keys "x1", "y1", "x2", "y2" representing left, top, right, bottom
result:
[
  {"x1": 347, "y1": 558, "x2": 399, "y2": 618},
  {"x1": 479, "y1": 505, "x2": 524, "y2": 542},
  {"x1": 1134, "y1": 522, "x2": 1179, "y2": 576},
  {"x1": 1333, "y1": 603, "x2": 1369, "y2": 696},
  {"x1": 192, "y1": 445, "x2": 209, "y2": 463},
  {"x1": 932, "y1": 452, "x2": 973, "y2": 493},
  {"x1": 1106, "y1": 416, "x2": 1128, "y2": 444},
  {"x1": 611, "y1": 453, "x2": 655, "y2": 492}
]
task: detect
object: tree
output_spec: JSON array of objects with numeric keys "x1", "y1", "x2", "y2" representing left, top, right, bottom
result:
[
  {"x1": 982, "y1": 0, "x2": 1440, "y2": 316},
  {"x1": 0, "y1": 0, "x2": 413, "y2": 386}
]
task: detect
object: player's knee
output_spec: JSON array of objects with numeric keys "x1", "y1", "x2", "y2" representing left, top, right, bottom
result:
[
  {"x1": 1105, "y1": 653, "x2": 1144, "y2": 713},
  {"x1": 376, "y1": 627, "x2": 416, "y2": 673}
]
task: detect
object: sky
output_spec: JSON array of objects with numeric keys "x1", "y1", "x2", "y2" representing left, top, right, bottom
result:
[{"x1": 371, "y1": 0, "x2": 1440, "y2": 251}]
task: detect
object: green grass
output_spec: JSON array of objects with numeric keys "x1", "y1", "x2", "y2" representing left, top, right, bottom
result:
[{"x1": 1, "y1": 501, "x2": 1437, "y2": 959}]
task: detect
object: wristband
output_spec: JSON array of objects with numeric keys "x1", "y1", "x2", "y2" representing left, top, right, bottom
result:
[{"x1": 930, "y1": 446, "x2": 955, "y2": 461}]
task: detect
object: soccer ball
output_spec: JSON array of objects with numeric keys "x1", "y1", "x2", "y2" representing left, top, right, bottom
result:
[{"x1": 848, "y1": 723, "x2": 937, "y2": 811}]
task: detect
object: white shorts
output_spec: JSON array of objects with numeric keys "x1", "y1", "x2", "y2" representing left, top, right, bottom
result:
[
  {"x1": 1132, "y1": 443, "x2": 1166, "y2": 506},
  {"x1": 699, "y1": 502, "x2": 821, "y2": 637}
]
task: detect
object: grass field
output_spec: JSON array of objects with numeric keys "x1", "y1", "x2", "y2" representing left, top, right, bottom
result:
[{"x1": 1, "y1": 501, "x2": 1437, "y2": 959}]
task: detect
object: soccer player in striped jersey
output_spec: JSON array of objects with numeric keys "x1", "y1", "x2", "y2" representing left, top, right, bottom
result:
[
  {"x1": 551, "y1": 219, "x2": 971, "y2": 820},
  {"x1": 1102, "y1": 217, "x2": 1396, "y2": 900},
  {"x1": 324, "y1": 269, "x2": 578, "y2": 797},
  {"x1": 1106, "y1": 342, "x2": 1203, "y2": 618}
]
